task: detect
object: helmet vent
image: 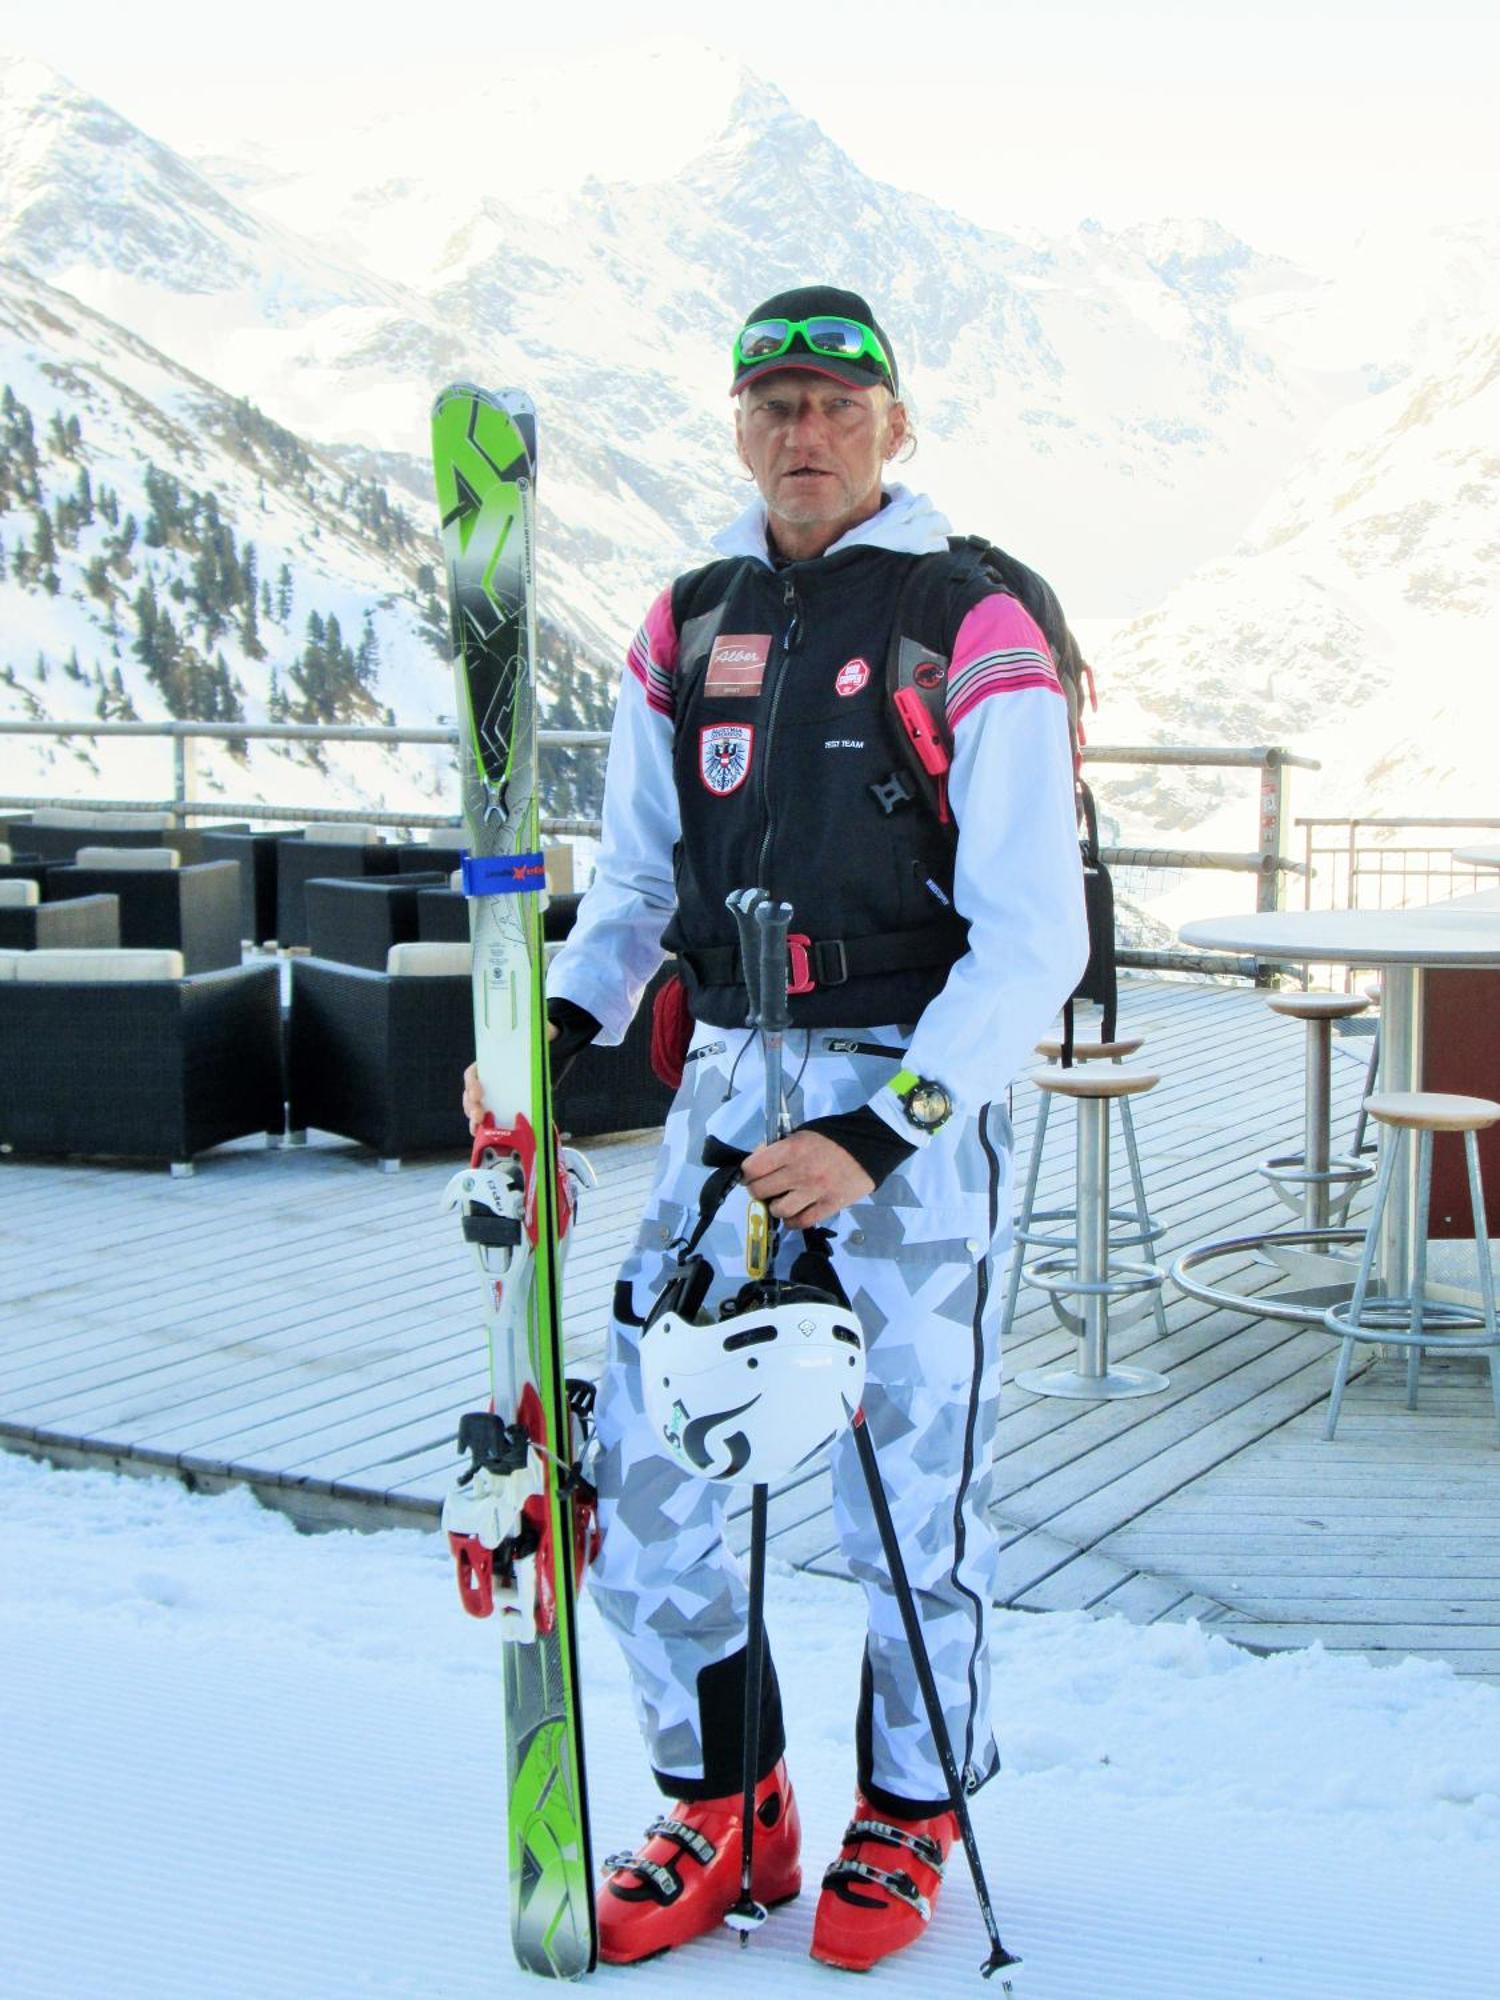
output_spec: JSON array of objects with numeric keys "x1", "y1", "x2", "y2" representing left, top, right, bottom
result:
[{"x1": 723, "y1": 1323, "x2": 778, "y2": 1351}]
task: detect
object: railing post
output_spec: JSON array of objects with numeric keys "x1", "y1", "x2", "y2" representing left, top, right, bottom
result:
[
  {"x1": 1257, "y1": 750, "x2": 1289, "y2": 914},
  {"x1": 171, "y1": 725, "x2": 192, "y2": 834},
  {"x1": 1254, "y1": 749, "x2": 1291, "y2": 986}
]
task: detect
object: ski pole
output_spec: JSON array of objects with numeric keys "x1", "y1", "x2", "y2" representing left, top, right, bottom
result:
[
  {"x1": 722, "y1": 888, "x2": 794, "y2": 1944},
  {"x1": 849, "y1": 1410, "x2": 1020, "y2": 1987},
  {"x1": 756, "y1": 894, "x2": 795, "y2": 1144},
  {"x1": 727, "y1": 888, "x2": 773, "y2": 1279}
]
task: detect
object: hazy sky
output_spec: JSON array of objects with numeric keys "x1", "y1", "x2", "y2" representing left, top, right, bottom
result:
[{"x1": 3, "y1": 0, "x2": 1496, "y2": 263}]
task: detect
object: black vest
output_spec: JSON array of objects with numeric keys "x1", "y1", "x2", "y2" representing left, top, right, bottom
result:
[{"x1": 660, "y1": 544, "x2": 972, "y2": 1029}]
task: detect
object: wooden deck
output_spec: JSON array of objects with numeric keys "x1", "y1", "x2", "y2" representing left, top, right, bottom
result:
[{"x1": 4, "y1": 976, "x2": 1499, "y2": 1677}]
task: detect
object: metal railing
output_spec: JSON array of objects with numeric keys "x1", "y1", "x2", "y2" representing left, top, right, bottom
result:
[
  {"x1": 1085, "y1": 744, "x2": 1317, "y2": 979},
  {"x1": 2, "y1": 721, "x2": 1316, "y2": 977},
  {"x1": 1299, "y1": 816, "x2": 1500, "y2": 914}
]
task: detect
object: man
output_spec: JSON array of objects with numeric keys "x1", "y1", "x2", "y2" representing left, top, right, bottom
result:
[{"x1": 465, "y1": 284, "x2": 1088, "y2": 1970}]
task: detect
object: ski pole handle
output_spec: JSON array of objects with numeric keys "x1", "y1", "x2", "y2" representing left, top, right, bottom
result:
[
  {"x1": 755, "y1": 899, "x2": 794, "y2": 1143},
  {"x1": 726, "y1": 888, "x2": 765, "y2": 1029}
]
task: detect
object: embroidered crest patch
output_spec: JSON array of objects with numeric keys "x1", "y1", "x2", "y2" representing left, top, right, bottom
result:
[
  {"x1": 699, "y1": 722, "x2": 754, "y2": 795},
  {"x1": 835, "y1": 657, "x2": 871, "y2": 697},
  {"x1": 705, "y1": 633, "x2": 771, "y2": 697}
]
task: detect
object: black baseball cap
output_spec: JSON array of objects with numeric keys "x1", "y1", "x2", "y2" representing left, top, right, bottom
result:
[{"x1": 730, "y1": 284, "x2": 899, "y2": 396}]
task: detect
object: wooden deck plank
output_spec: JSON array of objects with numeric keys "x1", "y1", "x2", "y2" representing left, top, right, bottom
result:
[
  {"x1": 7, "y1": 975, "x2": 1499, "y2": 1678},
  {"x1": 1087, "y1": 1571, "x2": 1195, "y2": 1623}
]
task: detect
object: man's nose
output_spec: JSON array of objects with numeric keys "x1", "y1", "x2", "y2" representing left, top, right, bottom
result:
[{"x1": 784, "y1": 401, "x2": 827, "y2": 440}]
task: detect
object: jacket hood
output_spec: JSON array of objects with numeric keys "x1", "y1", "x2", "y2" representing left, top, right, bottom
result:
[{"x1": 711, "y1": 483, "x2": 952, "y2": 565}]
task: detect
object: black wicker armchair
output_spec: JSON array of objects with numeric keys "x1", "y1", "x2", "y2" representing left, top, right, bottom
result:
[
  {"x1": 47, "y1": 854, "x2": 242, "y2": 973},
  {"x1": 0, "y1": 883, "x2": 120, "y2": 950},
  {"x1": 286, "y1": 938, "x2": 673, "y2": 1168},
  {"x1": 0, "y1": 951, "x2": 284, "y2": 1173}
]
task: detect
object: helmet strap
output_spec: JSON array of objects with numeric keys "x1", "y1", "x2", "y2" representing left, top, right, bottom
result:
[{"x1": 787, "y1": 1225, "x2": 851, "y2": 1308}]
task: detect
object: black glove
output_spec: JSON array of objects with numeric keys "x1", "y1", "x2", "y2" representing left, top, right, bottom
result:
[
  {"x1": 798, "y1": 1104, "x2": 917, "y2": 1192},
  {"x1": 547, "y1": 997, "x2": 601, "y2": 1084}
]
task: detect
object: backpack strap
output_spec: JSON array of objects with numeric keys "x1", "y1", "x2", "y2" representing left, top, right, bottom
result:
[
  {"x1": 880, "y1": 547, "x2": 981, "y2": 827},
  {"x1": 882, "y1": 537, "x2": 1094, "y2": 829}
]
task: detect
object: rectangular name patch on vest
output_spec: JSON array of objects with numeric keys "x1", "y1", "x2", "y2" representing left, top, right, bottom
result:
[{"x1": 704, "y1": 633, "x2": 771, "y2": 698}]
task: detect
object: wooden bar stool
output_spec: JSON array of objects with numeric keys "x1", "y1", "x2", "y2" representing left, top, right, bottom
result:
[
  {"x1": 1323, "y1": 1091, "x2": 1500, "y2": 1443},
  {"x1": 1002, "y1": 1035, "x2": 1168, "y2": 1347},
  {"x1": 1012, "y1": 1068, "x2": 1170, "y2": 1401},
  {"x1": 1263, "y1": 993, "x2": 1375, "y2": 1229}
]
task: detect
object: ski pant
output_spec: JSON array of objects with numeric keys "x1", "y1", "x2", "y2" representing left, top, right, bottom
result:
[{"x1": 584, "y1": 1021, "x2": 1012, "y2": 1815}]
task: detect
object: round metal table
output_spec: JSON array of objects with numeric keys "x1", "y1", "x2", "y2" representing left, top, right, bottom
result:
[{"x1": 1176, "y1": 907, "x2": 1500, "y2": 1316}]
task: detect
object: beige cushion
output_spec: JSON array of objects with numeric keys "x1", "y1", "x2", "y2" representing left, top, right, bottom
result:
[
  {"x1": 427, "y1": 826, "x2": 463, "y2": 844},
  {"x1": 13, "y1": 948, "x2": 186, "y2": 983},
  {"x1": 544, "y1": 845, "x2": 575, "y2": 896},
  {"x1": 386, "y1": 941, "x2": 471, "y2": 977},
  {"x1": 0, "y1": 879, "x2": 41, "y2": 908},
  {"x1": 0, "y1": 951, "x2": 21, "y2": 982},
  {"x1": 31, "y1": 807, "x2": 176, "y2": 830},
  {"x1": 74, "y1": 845, "x2": 181, "y2": 870},
  {"x1": 316, "y1": 822, "x2": 381, "y2": 846},
  {"x1": 449, "y1": 869, "x2": 464, "y2": 892},
  {"x1": 0, "y1": 843, "x2": 12, "y2": 863}
]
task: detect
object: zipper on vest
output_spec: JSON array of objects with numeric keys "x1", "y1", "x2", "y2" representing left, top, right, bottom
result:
[{"x1": 754, "y1": 576, "x2": 802, "y2": 888}]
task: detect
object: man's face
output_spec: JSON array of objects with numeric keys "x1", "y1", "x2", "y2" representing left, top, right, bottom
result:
[{"x1": 734, "y1": 372, "x2": 907, "y2": 557}]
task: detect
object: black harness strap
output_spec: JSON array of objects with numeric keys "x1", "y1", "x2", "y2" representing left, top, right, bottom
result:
[{"x1": 681, "y1": 919, "x2": 966, "y2": 993}]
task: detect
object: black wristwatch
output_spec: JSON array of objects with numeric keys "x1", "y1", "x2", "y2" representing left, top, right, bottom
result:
[{"x1": 888, "y1": 1068, "x2": 955, "y2": 1134}]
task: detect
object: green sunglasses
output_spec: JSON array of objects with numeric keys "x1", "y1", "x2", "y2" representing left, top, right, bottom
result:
[{"x1": 733, "y1": 315, "x2": 893, "y2": 382}]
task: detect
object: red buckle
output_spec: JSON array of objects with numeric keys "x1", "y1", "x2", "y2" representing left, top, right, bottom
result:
[{"x1": 786, "y1": 933, "x2": 816, "y2": 996}]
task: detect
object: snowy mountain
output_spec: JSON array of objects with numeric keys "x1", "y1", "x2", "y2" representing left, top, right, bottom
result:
[
  {"x1": 1080, "y1": 315, "x2": 1500, "y2": 881},
  {"x1": 1, "y1": 49, "x2": 1343, "y2": 623},
  {"x1": 0, "y1": 41, "x2": 1492, "y2": 843},
  {"x1": 0, "y1": 260, "x2": 606, "y2": 813}
]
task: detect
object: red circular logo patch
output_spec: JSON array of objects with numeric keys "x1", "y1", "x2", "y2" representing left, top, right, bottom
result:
[{"x1": 835, "y1": 657, "x2": 871, "y2": 697}]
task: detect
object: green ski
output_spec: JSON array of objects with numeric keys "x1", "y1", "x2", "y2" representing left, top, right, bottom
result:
[{"x1": 431, "y1": 383, "x2": 597, "y2": 1980}]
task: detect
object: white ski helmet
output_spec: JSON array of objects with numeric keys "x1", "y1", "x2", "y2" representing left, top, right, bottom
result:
[{"x1": 641, "y1": 1269, "x2": 866, "y2": 1486}]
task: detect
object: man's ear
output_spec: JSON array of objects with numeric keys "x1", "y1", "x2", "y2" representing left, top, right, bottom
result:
[
  {"x1": 733, "y1": 403, "x2": 750, "y2": 471},
  {"x1": 884, "y1": 398, "x2": 909, "y2": 461}
]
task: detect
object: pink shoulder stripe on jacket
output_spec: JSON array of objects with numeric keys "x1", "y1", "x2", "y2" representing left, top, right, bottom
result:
[
  {"x1": 946, "y1": 593, "x2": 1062, "y2": 730},
  {"x1": 626, "y1": 586, "x2": 679, "y2": 718}
]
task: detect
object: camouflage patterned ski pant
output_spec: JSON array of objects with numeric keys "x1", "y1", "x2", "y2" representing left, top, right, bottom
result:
[{"x1": 584, "y1": 1021, "x2": 1012, "y2": 1813}]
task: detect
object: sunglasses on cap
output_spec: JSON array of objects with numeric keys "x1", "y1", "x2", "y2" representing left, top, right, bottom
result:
[{"x1": 733, "y1": 315, "x2": 893, "y2": 382}]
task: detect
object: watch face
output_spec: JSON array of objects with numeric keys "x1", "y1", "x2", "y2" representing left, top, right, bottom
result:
[{"x1": 903, "y1": 1080, "x2": 953, "y2": 1131}]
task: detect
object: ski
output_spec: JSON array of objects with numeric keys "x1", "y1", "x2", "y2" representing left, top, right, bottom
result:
[{"x1": 430, "y1": 383, "x2": 598, "y2": 1980}]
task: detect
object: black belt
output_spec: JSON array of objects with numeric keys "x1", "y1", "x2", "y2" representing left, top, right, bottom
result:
[{"x1": 679, "y1": 919, "x2": 967, "y2": 996}]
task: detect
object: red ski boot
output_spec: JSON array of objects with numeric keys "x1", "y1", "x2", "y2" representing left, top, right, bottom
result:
[
  {"x1": 810, "y1": 1793, "x2": 958, "y2": 1972},
  {"x1": 597, "y1": 1758, "x2": 802, "y2": 1965}
]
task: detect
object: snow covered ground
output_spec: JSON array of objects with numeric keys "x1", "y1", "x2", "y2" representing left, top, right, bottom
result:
[{"x1": 3, "y1": 1450, "x2": 1498, "y2": 2000}]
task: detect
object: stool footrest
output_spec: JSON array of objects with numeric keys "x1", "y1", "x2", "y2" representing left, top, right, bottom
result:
[
  {"x1": 1015, "y1": 1203, "x2": 1164, "y2": 1255},
  {"x1": 1323, "y1": 1296, "x2": 1497, "y2": 1349},
  {"x1": 1028, "y1": 1253, "x2": 1165, "y2": 1302}
]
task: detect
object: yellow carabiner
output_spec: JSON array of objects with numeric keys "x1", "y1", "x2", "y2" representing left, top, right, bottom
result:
[{"x1": 745, "y1": 1199, "x2": 771, "y2": 1280}]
